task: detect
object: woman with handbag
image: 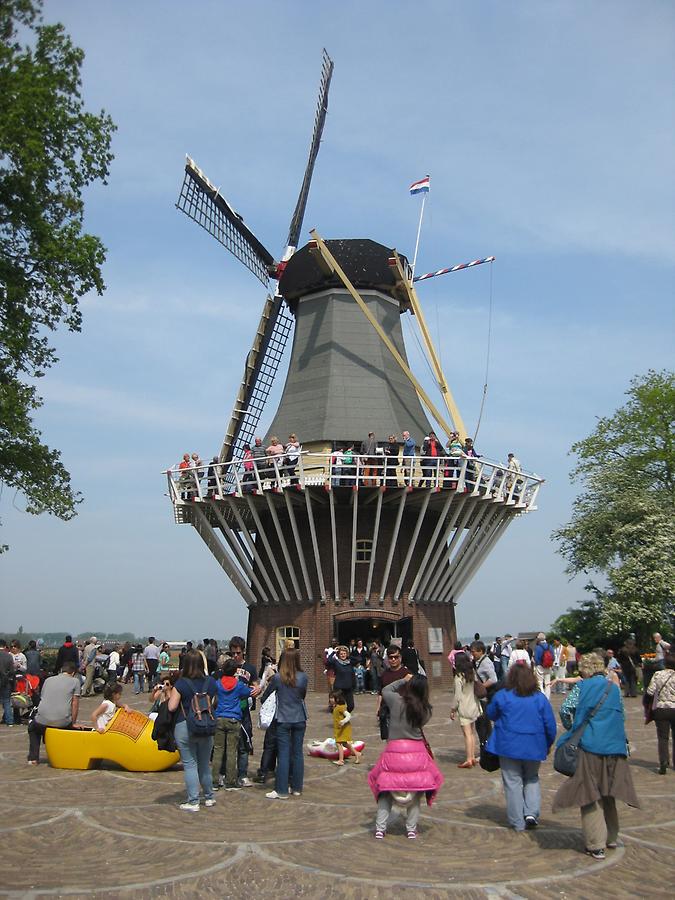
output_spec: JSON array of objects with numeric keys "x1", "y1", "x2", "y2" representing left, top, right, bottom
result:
[
  {"x1": 486, "y1": 663, "x2": 556, "y2": 830},
  {"x1": 264, "y1": 648, "x2": 308, "y2": 800},
  {"x1": 552, "y1": 653, "x2": 640, "y2": 859},
  {"x1": 645, "y1": 652, "x2": 675, "y2": 775},
  {"x1": 449, "y1": 653, "x2": 482, "y2": 768},
  {"x1": 368, "y1": 673, "x2": 443, "y2": 840}
]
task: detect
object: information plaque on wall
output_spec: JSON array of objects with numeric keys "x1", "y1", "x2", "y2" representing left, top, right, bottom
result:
[{"x1": 428, "y1": 627, "x2": 444, "y2": 654}]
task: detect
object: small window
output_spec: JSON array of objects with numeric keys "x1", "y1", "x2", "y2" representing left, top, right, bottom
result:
[
  {"x1": 356, "y1": 539, "x2": 373, "y2": 563},
  {"x1": 276, "y1": 626, "x2": 300, "y2": 655}
]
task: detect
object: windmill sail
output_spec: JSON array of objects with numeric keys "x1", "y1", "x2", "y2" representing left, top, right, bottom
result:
[
  {"x1": 219, "y1": 50, "x2": 334, "y2": 474},
  {"x1": 176, "y1": 51, "x2": 334, "y2": 479},
  {"x1": 218, "y1": 294, "x2": 293, "y2": 465},
  {"x1": 286, "y1": 49, "x2": 334, "y2": 251},
  {"x1": 176, "y1": 157, "x2": 274, "y2": 286}
]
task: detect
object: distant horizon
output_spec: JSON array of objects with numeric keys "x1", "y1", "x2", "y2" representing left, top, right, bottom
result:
[{"x1": 0, "y1": 629, "x2": 552, "y2": 649}]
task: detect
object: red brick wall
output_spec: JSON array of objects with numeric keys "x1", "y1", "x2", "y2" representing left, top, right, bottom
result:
[
  {"x1": 247, "y1": 598, "x2": 457, "y2": 691},
  {"x1": 243, "y1": 488, "x2": 459, "y2": 690}
]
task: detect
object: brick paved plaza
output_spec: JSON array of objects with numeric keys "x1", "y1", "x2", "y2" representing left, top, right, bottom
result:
[{"x1": 0, "y1": 686, "x2": 672, "y2": 898}]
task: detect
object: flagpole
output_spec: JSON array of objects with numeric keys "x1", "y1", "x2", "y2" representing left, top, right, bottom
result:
[{"x1": 411, "y1": 190, "x2": 427, "y2": 280}]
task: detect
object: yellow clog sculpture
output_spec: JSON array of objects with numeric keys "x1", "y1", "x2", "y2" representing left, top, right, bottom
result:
[{"x1": 45, "y1": 708, "x2": 180, "y2": 771}]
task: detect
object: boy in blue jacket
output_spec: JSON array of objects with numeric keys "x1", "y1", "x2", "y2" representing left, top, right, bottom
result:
[{"x1": 211, "y1": 658, "x2": 253, "y2": 790}]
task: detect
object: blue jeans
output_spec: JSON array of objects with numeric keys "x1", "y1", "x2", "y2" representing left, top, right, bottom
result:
[
  {"x1": 174, "y1": 719, "x2": 214, "y2": 804},
  {"x1": 1, "y1": 685, "x2": 13, "y2": 725},
  {"x1": 133, "y1": 672, "x2": 146, "y2": 694},
  {"x1": 499, "y1": 756, "x2": 541, "y2": 830},
  {"x1": 275, "y1": 721, "x2": 306, "y2": 795}
]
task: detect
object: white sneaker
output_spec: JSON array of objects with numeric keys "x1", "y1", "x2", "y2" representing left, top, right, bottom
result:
[
  {"x1": 292, "y1": 791, "x2": 302, "y2": 797},
  {"x1": 238, "y1": 777, "x2": 254, "y2": 787},
  {"x1": 179, "y1": 801, "x2": 200, "y2": 812},
  {"x1": 265, "y1": 790, "x2": 289, "y2": 800},
  {"x1": 204, "y1": 798, "x2": 216, "y2": 808}
]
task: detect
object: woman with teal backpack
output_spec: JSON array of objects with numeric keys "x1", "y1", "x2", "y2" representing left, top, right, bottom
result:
[
  {"x1": 168, "y1": 650, "x2": 218, "y2": 812},
  {"x1": 552, "y1": 652, "x2": 640, "y2": 860}
]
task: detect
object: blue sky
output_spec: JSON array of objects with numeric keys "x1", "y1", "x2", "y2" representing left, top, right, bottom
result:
[{"x1": 2, "y1": 0, "x2": 674, "y2": 641}]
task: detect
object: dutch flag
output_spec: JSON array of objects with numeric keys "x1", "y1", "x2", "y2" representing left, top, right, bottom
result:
[{"x1": 409, "y1": 175, "x2": 430, "y2": 195}]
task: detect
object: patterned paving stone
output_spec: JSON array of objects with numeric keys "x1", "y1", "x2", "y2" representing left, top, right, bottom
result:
[
  {"x1": 1, "y1": 813, "x2": 239, "y2": 891},
  {"x1": 0, "y1": 686, "x2": 672, "y2": 897}
]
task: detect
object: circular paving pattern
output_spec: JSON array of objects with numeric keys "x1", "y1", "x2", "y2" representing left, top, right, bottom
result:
[{"x1": 0, "y1": 686, "x2": 672, "y2": 897}]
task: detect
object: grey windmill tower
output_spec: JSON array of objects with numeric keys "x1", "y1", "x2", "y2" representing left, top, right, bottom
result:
[{"x1": 167, "y1": 50, "x2": 544, "y2": 685}]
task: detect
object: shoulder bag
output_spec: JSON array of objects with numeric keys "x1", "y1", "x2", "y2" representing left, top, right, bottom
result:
[
  {"x1": 420, "y1": 727, "x2": 434, "y2": 759},
  {"x1": 553, "y1": 681, "x2": 611, "y2": 776},
  {"x1": 644, "y1": 671, "x2": 674, "y2": 725},
  {"x1": 258, "y1": 690, "x2": 277, "y2": 730}
]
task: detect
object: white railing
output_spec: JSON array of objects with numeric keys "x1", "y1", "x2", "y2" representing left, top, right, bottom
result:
[{"x1": 163, "y1": 451, "x2": 544, "y2": 512}]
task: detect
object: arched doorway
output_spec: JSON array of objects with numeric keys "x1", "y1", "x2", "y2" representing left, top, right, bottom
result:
[{"x1": 333, "y1": 610, "x2": 413, "y2": 649}]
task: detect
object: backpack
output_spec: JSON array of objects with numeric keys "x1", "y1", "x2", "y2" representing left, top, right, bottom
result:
[
  {"x1": 182, "y1": 679, "x2": 216, "y2": 736},
  {"x1": 540, "y1": 646, "x2": 554, "y2": 669}
]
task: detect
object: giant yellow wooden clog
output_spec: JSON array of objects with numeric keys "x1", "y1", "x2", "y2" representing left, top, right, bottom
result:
[{"x1": 44, "y1": 708, "x2": 180, "y2": 771}]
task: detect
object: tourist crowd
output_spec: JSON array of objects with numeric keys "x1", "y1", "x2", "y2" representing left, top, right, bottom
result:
[
  {"x1": 173, "y1": 430, "x2": 525, "y2": 495},
  {"x1": 2, "y1": 629, "x2": 673, "y2": 855}
]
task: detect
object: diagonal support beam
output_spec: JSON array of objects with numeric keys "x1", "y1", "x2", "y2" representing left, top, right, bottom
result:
[
  {"x1": 414, "y1": 496, "x2": 473, "y2": 600},
  {"x1": 426, "y1": 500, "x2": 494, "y2": 600},
  {"x1": 365, "y1": 489, "x2": 383, "y2": 602},
  {"x1": 378, "y1": 491, "x2": 407, "y2": 601},
  {"x1": 283, "y1": 490, "x2": 313, "y2": 600},
  {"x1": 244, "y1": 496, "x2": 290, "y2": 602},
  {"x1": 389, "y1": 251, "x2": 467, "y2": 440},
  {"x1": 192, "y1": 505, "x2": 257, "y2": 607},
  {"x1": 445, "y1": 511, "x2": 506, "y2": 598},
  {"x1": 329, "y1": 488, "x2": 340, "y2": 600},
  {"x1": 393, "y1": 490, "x2": 431, "y2": 602},
  {"x1": 350, "y1": 486, "x2": 359, "y2": 602},
  {"x1": 447, "y1": 512, "x2": 515, "y2": 602},
  {"x1": 309, "y1": 230, "x2": 455, "y2": 441},
  {"x1": 436, "y1": 505, "x2": 504, "y2": 600},
  {"x1": 265, "y1": 494, "x2": 303, "y2": 602},
  {"x1": 225, "y1": 498, "x2": 278, "y2": 603},
  {"x1": 407, "y1": 491, "x2": 454, "y2": 602},
  {"x1": 304, "y1": 489, "x2": 327, "y2": 602},
  {"x1": 210, "y1": 503, "x2": 270, "y2": 603}
]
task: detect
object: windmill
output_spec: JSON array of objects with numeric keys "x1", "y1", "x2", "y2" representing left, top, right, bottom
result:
[
  {"x1": 168, "y1": 50, "x2": 544, "y2": 685},
  {"x1": 176, "y1": 50, "x2": 333, "y2": 482}
]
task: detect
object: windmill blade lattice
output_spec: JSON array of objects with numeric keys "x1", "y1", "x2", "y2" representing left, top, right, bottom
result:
[
  {"x1": 220, "y1": 49, "x2": 334, "y2": 477},
  {"x1": 176, "y1": 51, "x2": 334, "y2": 487},
  {"x1": 218, "y1": 294, "x2": 294, "y2": 473},
  {"x1": 286, "y1": 49, "x2": 334, "y2": 251},
  {"x1": 176, "y1": 157, "x2": 275, "y2": 287}
]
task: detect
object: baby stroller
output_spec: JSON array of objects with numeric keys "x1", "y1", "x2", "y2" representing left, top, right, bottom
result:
[{"x1": 12, "y1": 673, "x2": 40, "y2": 723}]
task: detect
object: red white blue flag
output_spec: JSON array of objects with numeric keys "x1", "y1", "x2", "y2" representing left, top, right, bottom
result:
[{"x1": 409, "y1": 175, "x2": 430, "y2": 195}]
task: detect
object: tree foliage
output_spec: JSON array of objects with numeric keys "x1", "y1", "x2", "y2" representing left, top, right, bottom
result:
[
  {"x1": 553, "y1": 370, "x2": 675, "y2": 644},
  {"x1": 0, "y1": 0, "x2": 115, "y2": 546},
  {"x1": 549, "y1": 596, "x2": 610, "y2": 652}
]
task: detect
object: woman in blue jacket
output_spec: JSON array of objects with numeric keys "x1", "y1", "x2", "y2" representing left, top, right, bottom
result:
[
  {"x1": 487, "y1": 663, "x2": 557, "y2": 831},
  {"x1": 264, "y1": 648, "x2": 308, "y2": 800},
  {"x1": 552, "y1": 653, "x2": 640, "y2": 860}
]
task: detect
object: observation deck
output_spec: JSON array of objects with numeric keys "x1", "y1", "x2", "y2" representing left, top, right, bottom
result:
[{"x1": 163, "y1": 452, "x2": 544, "y2": 609}]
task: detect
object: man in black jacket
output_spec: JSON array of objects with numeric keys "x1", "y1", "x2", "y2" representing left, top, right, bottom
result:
[{"x1": 54, "y1": 636, "x2": 79, "y2": 675}]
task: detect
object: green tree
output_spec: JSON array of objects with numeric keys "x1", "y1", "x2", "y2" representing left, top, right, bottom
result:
[
  {"x1": 553, "y1": 370, "x2": 675, "y2": 645},
  {"x1": 0, "y1": 0, "x2": 115, "y2": 548},
  {"x1": 549, "y1": 596, "x2": 616, "y2": 652}
]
